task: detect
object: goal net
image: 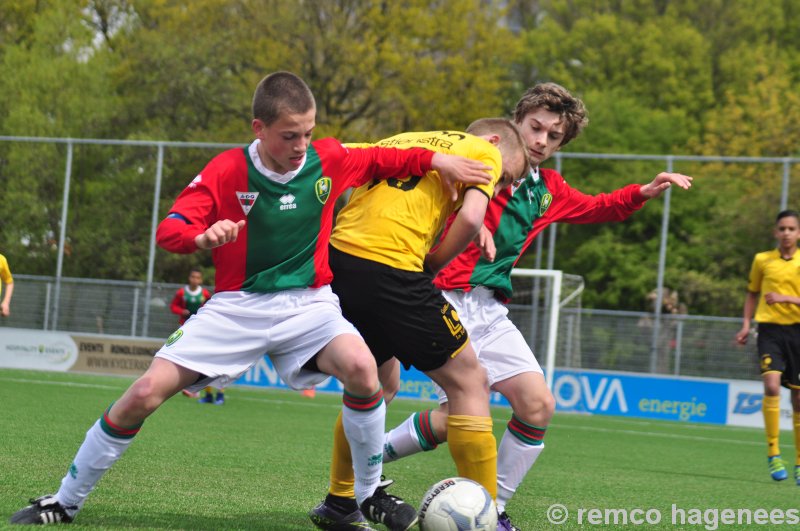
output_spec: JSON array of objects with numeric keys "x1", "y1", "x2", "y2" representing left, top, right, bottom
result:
[{"x1": 507, "y1": 269, "x2": 584, "y2": 388}]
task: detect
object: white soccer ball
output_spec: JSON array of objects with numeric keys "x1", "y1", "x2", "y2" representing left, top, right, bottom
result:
[{"x1": 418, "y1": 477, "x2": 497, "y2": 531}]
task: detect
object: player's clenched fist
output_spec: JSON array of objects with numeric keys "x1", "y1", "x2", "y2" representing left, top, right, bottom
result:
[{"x1": 195, "y1": 219, "x2": 246, "y2": 249}]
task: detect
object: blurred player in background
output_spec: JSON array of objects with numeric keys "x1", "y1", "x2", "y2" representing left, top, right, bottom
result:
[
  {"x1": 379, "y1": 83, "x2": 692, "y2": 531},
  {"x1": 0, "y1": 252, "x2": 14, "y2": 318},
  {"x1": 736, "y1": 209, "x2": 800, "y2": 486},
  {"x1": 9, "y1": 71, "x2": 493, "y2": 528},
  {"x1": 170, "y1": 268, "x2": 223, "y2": 402},
  {"x1": 170, "y1": 267, "x2": 212, "y2": 325},
  {"x1": 310, "y1": 118, "x2": 528, "y2": 531}
]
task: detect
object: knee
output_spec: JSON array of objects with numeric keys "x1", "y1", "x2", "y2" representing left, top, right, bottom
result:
[
  {"x1": 513, "y1": 388, "x2": 555, "y2": 425},
  {"x1": 340, "y1": 348, "x2": 379, "y2": 391},
  {"x1": 540, "y1": 389, "x2": 556, "y2": 418},
  {"x1": 117, "y1": 378, "x2": 163, "y2": 418}
]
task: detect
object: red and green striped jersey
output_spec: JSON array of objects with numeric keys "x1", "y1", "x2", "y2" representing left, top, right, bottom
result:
[
  {"x1": 434, "y1": 167, "x2": 646, "y2": 301},
  {"x1": 157, "y1": 138, "x2": 434, "y2": 293}
]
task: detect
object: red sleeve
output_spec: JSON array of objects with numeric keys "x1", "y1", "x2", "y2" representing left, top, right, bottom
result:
[
  {"x1": 170, "y1": 288, "x2": 185, "y2": 316},
  {"x1": 157, "y1": 217, "x2": 204, "y2": 253},
  {"x1": 156, "y1": 150, "x2": 240, "y2": 254},
  {"x1": 541, "y1": 169, "x2": 647, "y2": 225},
  {"x1": 202, "y1": 288, "x2": 212, "y2": 302}
]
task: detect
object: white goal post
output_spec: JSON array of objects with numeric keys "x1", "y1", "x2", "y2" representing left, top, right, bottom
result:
[{"x1": 508, "y1": 268, "x2": 584, "y2": 389}]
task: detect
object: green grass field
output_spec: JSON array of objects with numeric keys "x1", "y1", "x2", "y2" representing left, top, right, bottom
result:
[{"x1": 1, "y1": 368, "x2": 798, "y2": 530}]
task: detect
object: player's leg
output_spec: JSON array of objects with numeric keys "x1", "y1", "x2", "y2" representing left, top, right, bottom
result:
[
  {"x1": 791, "y1": 388, "x2": 800, "y2": 486},
  {"x1": 198, "y1": 385, "x2": 215, "y2": 403},
  {"x1": 384, "y1": 404, "x2": 448, "y2": 463},
  {"x1": 492, "y1": 372, "x2": 553, "y2": 517},
  {"x1": 310, "y1": 358, "x2": 404, "y2": 531},
  {"x1": 425, "y1": 343, "x2": 497, "y2": 499},
  {"x1": 378, "y1": 357, "x2": 401, "y2": 404},
  {"x1": 758, "y1": 324, "x2": 788, "y2": 480},
  {"x1": 214, "y1": 387, "x2": 226, "y2": 405},
  {"x1": 11, "y1": 358, "x2": 199, "y2": 524},
  {"x1": 315, "y1": 333, "x2": 385, "y2": 504},
  {"x1": 12, "y1": 292, "x2": 277, "y2": 525},
  {"x1": 472, "y1": 305, "x2": 552, "y2": 517},
  {"x1": 762, "y1": 372, "x2": 786, "y2": 480},
  {"x1": 785, "y1": 324, "x2": 800, "y2": 486},
  {"x1": 313, "y1": 338, "x2": 417, "y2": 531},
  {"x1": 381, "y1": 355, "x2": 449, "y2": 461}
]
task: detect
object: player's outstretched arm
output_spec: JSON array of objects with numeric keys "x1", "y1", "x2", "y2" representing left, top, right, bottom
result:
[
  {"x1": 639, "y1": 172, "x2": 693, "y2": 199},
  {"x1": 431, "y1": 153, "x2": 493, "y2": 201},
  {"x1": 195, "y1": 219, "x2": 247, "y2": 250}
]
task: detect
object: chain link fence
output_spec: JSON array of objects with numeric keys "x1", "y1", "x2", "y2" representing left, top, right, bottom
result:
[{"x1": 0, "y1": 272, "x2": 758, "y2": 381}]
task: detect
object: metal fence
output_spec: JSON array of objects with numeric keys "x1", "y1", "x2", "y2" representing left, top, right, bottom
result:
[
  {"x1": 0, "y1": 135, "x2": 794, "y2": 383},
  {"x1": 0, "y1": 273, "x2": 758, "y2": 381},
  {"x1": 1, "y1": 274, "x2": 183, "y2": 341}
]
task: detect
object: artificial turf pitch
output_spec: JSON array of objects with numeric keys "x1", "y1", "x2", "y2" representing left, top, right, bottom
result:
[{"x1": 1, "y1": 368, "x2": 797, "y2": 530}]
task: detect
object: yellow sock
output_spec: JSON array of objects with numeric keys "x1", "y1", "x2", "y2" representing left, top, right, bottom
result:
[
  {"x1": 763, "y1": 395, "x2": 781, "y2": 457},
  {"x1": 447, "y1": 415, "x2": 497, "y2": 499},
  {"x1": 328, "y1": 411, "x2": 355, "y2": 498},
  {"x1": 794, "y1": 412, "x2": 800, "y2": 466}
]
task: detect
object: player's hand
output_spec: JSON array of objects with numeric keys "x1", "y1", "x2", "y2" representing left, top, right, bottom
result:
[
  {"x1": 764, "y1": 292, "x2": 787, "y2": 305},
  {"x1": 195, "y1": 219, "x2": 246, "y2": 250},
  {"x1": 639, "y1": 172, "x2": 693, "y2": 199},
  {"x1": 0, "y1": 302, "x2": 9, "y2": 317},
  {"x1": 734, "y1": 326, "x2": 750, "y2": 345},
  {"x1": 474, "y1": 225, "x2": 496, "y2": 262},
  {"x1": 431, "y1": 153, "x2": 493, "y2": 201}
]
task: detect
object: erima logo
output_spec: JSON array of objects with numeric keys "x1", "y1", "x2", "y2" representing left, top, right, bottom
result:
[
  {"x1": 236, "y1": 191, "x2": 259, "y2": 215},
  {"x1": 279, "y1": 194, "x2": 297, "y2": 211},
  {"x1": 188, "y1": 174, "x2": 202, "y2": 189}
]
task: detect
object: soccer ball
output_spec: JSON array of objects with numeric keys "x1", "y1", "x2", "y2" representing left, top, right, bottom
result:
[{"x1": 418, "y1": 477, "x2": 497, "y2": 531}]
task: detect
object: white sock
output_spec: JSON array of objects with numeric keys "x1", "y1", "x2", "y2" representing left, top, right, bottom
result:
[
  {"x1": 56, "y1": 419, "x2": 136, "y2": 514},
  {"x1": 496, "y1": 434, "x2": 544, "y2": 513},
  {"x1": 342, "y1": 401, "x2": 386, "y2": 505},
  {"x1": 383, "y1": 414, "x2": 422, "y2": 463}
]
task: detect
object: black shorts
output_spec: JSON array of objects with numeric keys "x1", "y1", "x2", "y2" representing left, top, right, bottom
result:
[
  {"x1": 329, "y1": 246, "x2": 469, "y2": 372},
  {"x1": 756, "y1": 322, "x2": 800, "y2": 389}
]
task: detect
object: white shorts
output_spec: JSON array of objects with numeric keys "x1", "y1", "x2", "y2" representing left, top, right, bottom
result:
[
  {"x1": 433, "y1": 287, "x2": 542, "y2": 404},
  {"x1": 156, "y1": 286, "x2": 360, "y2": 391}
]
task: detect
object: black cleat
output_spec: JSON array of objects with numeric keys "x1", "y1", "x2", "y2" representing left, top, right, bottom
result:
[
  {"x1": 359, "y1": 483, "x2": 417, "y2": 531},
  {"x1": 9, "y1": 495, "x2": 76, "y2": 525},
  {"x1": 308, "y1": 499, "x2": 376, "y2": 530}
]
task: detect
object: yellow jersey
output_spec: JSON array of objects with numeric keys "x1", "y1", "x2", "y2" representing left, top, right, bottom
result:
[
  {"x1": 331, "y1": 131, "x2": 501, "y2": 272},
  {"x1": 748, "y1": 249, "x2": 800, "y2": 324},
  {"x1": 0, "y1": 254, "x2": 12, "y2": 285}
]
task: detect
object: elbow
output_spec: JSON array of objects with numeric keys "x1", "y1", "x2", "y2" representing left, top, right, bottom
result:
[{"x1": 461, "y1": 210, "x2": 485, "y2": 238}]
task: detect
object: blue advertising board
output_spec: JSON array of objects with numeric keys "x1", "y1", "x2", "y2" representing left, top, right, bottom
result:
[
  {"x1": 552, "y1": 369, "x2": 729, "y2": 424},
  {"x1": 236, "y1": 357, "x2": 729, "y2": 425}
]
